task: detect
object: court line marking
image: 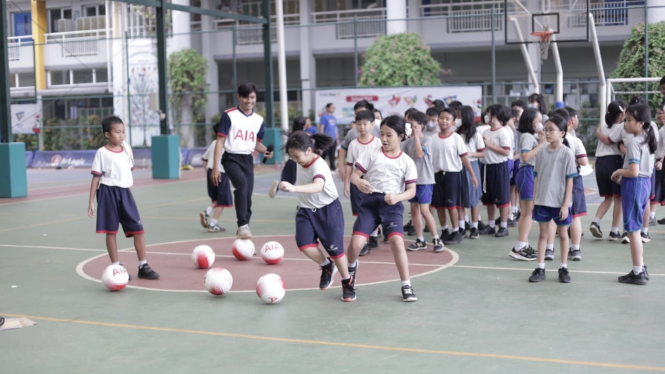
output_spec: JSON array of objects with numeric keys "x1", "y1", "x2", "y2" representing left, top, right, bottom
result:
[
  {"x1": 1, "y1": 313, "x2": 664, "y2": 372},
  {"x1": 0, "y1": 244, "x2": 105, "y2": 252},
  {"x1": 450, "y1": 265, "x2": 665, "y2": 276},
  {"x1": 0, "y1": 216, "x2": 86, "y2": 233}
]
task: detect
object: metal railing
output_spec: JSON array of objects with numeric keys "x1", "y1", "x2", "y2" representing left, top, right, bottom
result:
[
  {"x1": 570, "y1": 1, "x2": 643, "y2": 27},
  {"x1": 214, "y1": 14, "x2": 299, "y2": 45},
  {"x1": 8, "y1": 36, "x2": 32, "y2": 61},
  {"x1": 312, "y1": 8, "x2": 387, "y2": 39},
  {"x1": 448, "y1": 9, "x2": 504, "y2": 32},
  {"x1": 45, "y1": 29, "x2": 108, "y2": 57},
  {"x1": 420, "y1": 1, "x2": 502, "y2": 17}
]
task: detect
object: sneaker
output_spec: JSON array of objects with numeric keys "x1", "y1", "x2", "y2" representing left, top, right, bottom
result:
[
  {"x1": 199, "y1": 211, "x2": 209, "y2": 229},
  {"x1": 641, "y1": 232, "x2": 651, "y2": 243},
  {"x1": 359, "y1": 242, "x2": 370, "y2": 256},
  {"x1": 444, "y1": 230, "x2": 463, "y2": 245},
  {"x1": 478, "y1": 220, "x2": 487, "y2": 231},
  {"x1": 515, "y1": 211, "x2": 521, "y2": 221},
  {"x1": 120, "y1": 264, "x2": 132, "y2": 281},
  {"x1": 621, "y1": 232, "x2": 630, "y2": 244},
  {"x1": 507, "y1": 217, "x2": 517, "y2": 227},
  {"x1": 558, "y1": 267, "x2": 571, "y2": 283},
  {"x1": 440, "y1": 228, "x2": 451, "y2": 241},
  {"x1": 319, "y1": 260, "x2": 338, "y2": 290},
  {"x1": 468, "y1": 227, "x2": 480, "y2": 239},
  {"x1": 368, "y1": 236, "x2": 379, "y2": 249},
  {"x1": 138, "y1": 263, "x2": 160, "y2": 279},
  {"x1": 401, "y1": 285, "x2": 417, "y2": 302},
  {"x1": 237, "y1": 225, "x2": 252, "y2": 239},
  {"x1": 510, "y1": 246, "x2": 537, "y2": 261},
  {"x1": 341, "y1": 278, "x2": 356, "y2": 302},
  {"x1": 618, "y1": 270, "x2": 647, "y2": 285},
  {"x1": 403, "y1": 220, "x2": 413, "y2": 231},
  {"x1": 568, "y1": 248, "x2": 582, "y2": 261},
  {"x1": 608, "y1": 231, "x2": 621, "y2": 241},
  {"x1": 407, "y1": 239, "x2": 427, "y2": 251},
  {"x1": 348, "y1": 262, "x2": 359, "y2": 289},
  {"x1": 207, "y1": 224, "x2": 226, "y2": 233},
  {"x1": 478, "y1": 226, "x2": 496, "y2": 235},
  {"x1": 433, "y1": 238, "x2": 444, "y2": 253},
  {"x1": 269, "y1": 180, "x2": 279, "y2": 198},
  {"x1": 589, "y1": 222, "x2": 603, "y2": 238},
  {"x1": 644, "y1": 265, "x2": 650, "y2": 281},
  {"x1": 658, "y1": 217, "x2": 665, "y2": 224},
  {"x1": 459, "y1": 227, "x2": 467, "y2": 237},
  {"x1": 545, "y1": 249, "x2": 554, "y2": 261},
  {"x1": 649, "y1": 216, "x2": 657, "y2": 226},
  {"x1": 495, "y1": 227, "x2": 509, "y2": 238},
  {"x1": 407, "y1": 227, "x2": 416, "y2": 236},
  {"x1": 528, "y1": 268, "x2": 546, "y2": 282}
]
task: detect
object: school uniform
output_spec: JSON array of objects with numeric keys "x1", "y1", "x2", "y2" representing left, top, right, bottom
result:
[
  {"x1": 341, "y1": 126, "x2": 382, "y2": 151},
  {"x1": 402, "y1": 135, "x2": 435, "y2": 205},
  {"x1": 459, "y1": 131, "x2": 485, "y2": 208},
  {"x1": 202, "y1": 140, "x2": 233, "y2": 208},
  {"x1": 618, "y1": 122, "x2": 658, "y2": 200},
  {"x1": 295, "y1": 156, "x2": 345, "y2": 259},
  {"x1": 655, "y1": 126, "x2": 665, "y2": 205},
  {"x1": 621, "y1": 134, "x2": 653, "y2": 232},
  {"x1": 532, "y1": 145, "x2": 578, "y2": 226},
  {"x1": 481, "y1": 127, "x2": 512, "y2": 208},
  {"x1": 594, "y1": 123, "x2": 625, "y2": 198},
  {"x1": 505, "y1": 126, "x2": 515, "y2": 179},
  {"x1": 353, "y1": 148, "x2": 417, "y2": 238},
  {"x1": 91, "y1": 145, "x2": 144, "y2": 237},
  {"x1": 430, "y1": 132, "x2": 468, "y2": 210},
  {"x1": 476, "y1": 125, "x2": 490, "y2": 190},
  {"x1": 565, "y1": 133, "x2": 588, "y2": 218},
  {"x1": 346, "y1": 136, "x2": 382, "y2": 216},
  {"x1": 516, "y1": 132, "x2": 538, "y2": 200},
  {"x1": 511, "y1": 129, "x2": 520, "y2": 186},
  {"x1": 218, "y1": 106, "x2": 265, "y2": 227}
]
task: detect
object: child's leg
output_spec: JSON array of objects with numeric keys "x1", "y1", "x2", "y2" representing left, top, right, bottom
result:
[
  {"x1": 558, "y1": 225, "x2": 569, "y2": 265},
  {"x1": 612, "y1": 196, "x2": 622, "y2": 229},
  {"x1": 437, "y1": 208, "x2": 447, "y2": 228},
  {"x1": 411, "y1": 203, "x2": 423, "y2": 237},
  {"x1": 332, "y1": 256, "x2": 350, "y2": 279},
  {"x1": 471, "y1": 205, "x2": 480, "y2": 223},
  {"x1": 642, "y1": 204, "x2": 650, "y2": 231},
  {"x1": 347, "y1": 234, "x2": 367, "y2": 265},
  {"x1": 487, "y1": 205, "x2": 495, "y2": 222},
  {"x1": 570, "y1": 216, "x2": 582, "y2": 247},
  {"x1": 536, "y1": 222, "x2": 550, "y2": 263},
  {"x1": 499, "y1": 204, "x2": 510, "y2": 224},
  {"x1": 420, "y1": 203, "x2": 439, "y2": 238},
  {"x1": 448, "y1": 208, "x2": 459, "y2": 230},
  {"x1": 133, "y1": 233, "x2": 147, "y2": 262},
  {"x1": 594, "y1": 196, "x2": 612, "y2": 221},
  {"x1": 302, "y1": 247, "x2": 326, "y2": 264},
  {"x1": 211, "y1": 206, "x2": 224, "y2": 223},
  {"x1": 106, "y1": 233, "x2": 119, "y2": 263},
  {"x1": 546, "y1": 221, "x2": 556, "y2": 250},
  {"x1": 628, "y1": 231, "x2": 644, "y2": 266},
  {"x1": 389, "y1": 235, "x2": 410, "y2": 281},
  {"x1": 517, "y1": 200, "x2": 534, "y2": 243}
]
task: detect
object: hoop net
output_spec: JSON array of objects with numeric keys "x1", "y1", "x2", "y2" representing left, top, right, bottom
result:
[{"x1": 531, "y1": 31, "x2": 553, "y2": 62}]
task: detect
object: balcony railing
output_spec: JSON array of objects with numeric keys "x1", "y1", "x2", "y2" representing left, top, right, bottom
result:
[
  {"x1": 570, "y1": 1, "x2": 644, "y2": 27},
  {"x1": 214, "y1": 14, "x2": 299, "y2": 45},
  {"x1": 8, "y1": 36, "x2": 32, "y2": 61},
  {"x1": 45, "y1": 29, "x2": 108, "y2": 57}
]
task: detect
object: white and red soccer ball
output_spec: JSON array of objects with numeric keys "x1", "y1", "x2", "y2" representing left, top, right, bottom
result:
[
  {"x1": 205, "y1": 267, "x2": 233, "y2": 295},
  {"x1": 232, "y1": 239, "x2": 255, "y2": 260},
  {"x1": 256, "y1": 273, "x2": 286, "y2": 304},
  {"x1": 259, "y1": 241, "x2": 284, "y2": 265},
  {"x1": 192, "y1": 245, "x2": 215, "y2": 269},
  {"x1": 101, "y1": 264, "x2": 129, "y2": 291}
]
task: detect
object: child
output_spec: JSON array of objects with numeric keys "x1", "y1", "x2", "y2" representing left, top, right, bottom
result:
[
  {"x1": 269, "y1": 116, "x2": 307, "y2": 198},
  {"x1": 88, "y1": 116, "x2": 160, "y2": 280},
  {"x1": 611, "y1": 104, "x2": 656, "y2": 285},
  {"x1": 456, "y1": 105, "x2": 485, "y2": 239},
  {"x1": 528, "y1": 115, "x2": 578, "y2": 283},
  {"x1": 304, "y1": 117, "x2": 317, "y2": 136},
  {"x1": 448, "y1": 101, "x2": 463, "y2": 129},
  {"x1": 279, "y1": 131, "x2": 355, "y2": 300},
  {"x1": 424, "y1": 107, "x2": 441, "y2": 137},
  {"x1": 431, "y1": 108, "x2": 478, "y2": 245},
  {"x1": 528, "y1": 93, "x2": 548, "y2": 122},
  {"x1": 510, "y1": 108, "x2": 545, "y2": 261},
  {"x1": 348, "y1": 115, "x2": 418, "y2": 302},
  {"x1": 479, "y1": 104, "x2": 512, "y2": 237},
  {"x1": 590, "y1": 101, "x2": 626, "y2": 241},
  {"x1": 507, "y1": 108, "x2": 521, "y2": 226},
  {"x1": 200, "y1": 122, "x2": 232, "y2": 232},
  {"x1": 345, "y1": 110, "x2": 382, "y2": 255},
  {"x1": 403, "y1": 111, "x2": 443, "y2": 252},
  {"x1": 654, "y1": 102, "x2": 665, "y2": 224}
]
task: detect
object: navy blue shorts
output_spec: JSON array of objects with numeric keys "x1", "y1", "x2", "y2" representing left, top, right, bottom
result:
[
  {"x1": 621, "y1": 177, "x2": 650, "y2": 232},
  {"x1": 96, "y1": 184, "x2": 144, "y2": 237},
  {"x1": 654, "y1": 167, "x2": 664, "y2": 203},
  {"x1": 595, "y1": 155, "x2": 623, "y2": 197},
  {"x1": 481, "y1": 161, "x2": 510, "y2": 208},
  {"x1": 353, "y1": 193, "x2": 404, "y2": 238},
  {"x1": 650, "y1": 164, "x2": 657, "y2": 201},
  {"x1": 515, "y1": 165, "x2": 535, "y2": 200},
  {"x1": 461, "y1": 161, "x2": 481, "y2": 208},
  {"x1": 532, "y1": 205, "x2": 573, "y2": 226},
  {"x1": 432, "y1": 171, "x2": 462, "y2": 210},
  {"x1": 296, "y1": 198, "x2": 345, "y2": 259},
  {"x1": 509, "y1": 159, "x2": 518, "y2": 186},
  {"x1": 206, "y1": 169, "x2": 233, "y2": 207},
  {"x1": 409, "y1": 184, "x2": 434, "y2": 205},
  {"x1": 281, "y1": 159, "x2": 297, "y2": 185},
  {"x1": 349, "y1": 183, "x2": 365, "y2": 216},
  {"x1": 571, "y1": 176, "x2": 587, "y2": 218}
]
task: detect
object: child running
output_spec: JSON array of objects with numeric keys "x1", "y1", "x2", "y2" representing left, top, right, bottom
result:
[
  {"x1": 611, "y1": 104, "x2": 656, "y2": 285},
  {"x1": 269, "y1": 116, "x2": 308, "y2": 198},
  {"x1": 456, "y1": 105, "x2": 485, "y2": 239},
  {"x1": 88, "y1": 116, "x2": 160, "y2": 280},
  {"x1": 347, "y1": 115, "x2": 418, "y2": 302},
  {"x1": 200, "y1": 122, "x2": 232, "y2": 232},
  {"x1": 528, "y1": 115, "x2": 578, "y2": 283},
  {"x1": 279, "y1": 131, "x2": 355, "y2": 301}
]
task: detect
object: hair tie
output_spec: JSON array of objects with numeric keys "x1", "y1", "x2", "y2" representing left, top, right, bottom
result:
[{"x1": 619, "y1": 106, "x2": 624, "y2": 112}]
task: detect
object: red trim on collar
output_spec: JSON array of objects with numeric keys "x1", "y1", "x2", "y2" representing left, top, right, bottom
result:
[
  {"x1": 303, "y1": 155, "x2": 320, "y2": 168},
  {"x1": 358, "y1": 136, "x2": 375, "y2": 145},
  {"x1": 438, "y1": 132, "x2": 454, "y2": 139},
  {"x1": 104, "y1": 145, "x2": 123, "y2": 153},
  {"x1": 382, "y1": 148, "x2": 402, "y2": 159}
]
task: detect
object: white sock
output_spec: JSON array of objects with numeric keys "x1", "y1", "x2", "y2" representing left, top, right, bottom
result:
[
  {"x1": 139, "y1": 260, "x2": 147, "y2": 266},
  {"x1": 500, "y1": 222, "x2": 507, "y2": 229},
  {"x1": 320, "y1": 258, "x2": 330, "y2": 266},
  {"x1": 210, "y1": 219, "x2": 217, "y2": 226},
  {"x1": 642, "y1": 227, "x2": 648, "y2": 234},
  {"x1": 112, "y1": 261, "x2": 120, "y2": 265},
  {"x1": 432, "y1": 235, "x2": 440, "y2": 240},
  {"x1": 488, "y1": 220, "x2": 495, "y2": 228},
  {"x1": 471, "y1": 221, "x2": 478, "y2": 229},
  {"x1": 348, "y1": 260, "x2": 358, "y2": 270},
  {"x1": 206, "y1": 206, "x2": 213, "y2": 215},
  {"x1": 560, "y1": 263, "x2": 567, "y2": 269},
  {"x1": 634, "y1": 266, "x2": 643, "y2": 275},
  {"x1": 459, "y1": 220, "x2": 465, "y2": 229},
  {"x1": 572, "y1": 243, "x2": 580, "y2": 250},
  {"x1": 546, "y1": 243, "x2": 554, "y2": 250},
  {"x1": 538, "y1": 262, "x2": 545, "y2": 269},
  {"x1": 515, "y1": 241, "x2": 527, "y2": 249},
  {"x1": 593, "y1": 217, "x2": 601, "y2": 224},
  {"x1": 464, "y1": 215, "x2": 469, "y2": 222},
  {"x1": 441, "y1": 225, "x2": 448, "y2": 231},
  {"x1": 611, "y1": 227, "x2": 619, "y2": 234},
  {"x1": 417, "y1": 236, "x2": 425, "y2": 242},
  {"x1": 371, "y1": 229, "x2": 379, "y2": 237},
  {"x1": 401, "y1": 280, "x2": 411, "y2": 287},
  {"x1": 650, "y1": 211, "x2": 656, "y2": 219},
  {"x1": 512, "y1": 206, "x2": 518, "y2": 214}
]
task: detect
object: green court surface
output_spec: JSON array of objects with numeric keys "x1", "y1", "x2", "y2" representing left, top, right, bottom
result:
[{"x1": 2, "y1": 167, "x2": 665, "y2": 373}]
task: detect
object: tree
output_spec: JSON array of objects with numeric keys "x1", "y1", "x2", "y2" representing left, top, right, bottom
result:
[
  {"x1": 168, "y1": 48, "x2": 208, "y2": 147},
  {"x1": 359, "y1": 33, "x2": 442, "y2": 87}
]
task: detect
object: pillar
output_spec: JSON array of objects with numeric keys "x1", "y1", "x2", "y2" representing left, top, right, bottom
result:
[
  {"x1": 31, "y1": 0, "x2": 47, "y2": 90},
  {"x1": 299, "y1": 0, "x2": 315, "y2": 119},
  {"x1": 201, "y1": 0, "x2": 219, "y2": 143},
  {"x1": 386, "y1": 0, "x2": 407, "y2": 35}
]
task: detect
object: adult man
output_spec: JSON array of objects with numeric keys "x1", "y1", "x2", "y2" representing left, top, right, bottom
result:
[{"x1": 319, "y1": 103, "x2": 339, "y2": 171}]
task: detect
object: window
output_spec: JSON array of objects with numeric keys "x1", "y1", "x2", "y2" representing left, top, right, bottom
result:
[
  {"x1": 48, "y1": 68, "x2": 107, "y2": 86},
  {"x1": 49, "y1": 8, "x2": 73, "y2": 33},
  {"x1": 84, "y1": 5, "x2": 106, "y2": 17},
  {"x1": 73, "y1": 70, "x2": 94, "y2": 84},
  {"x1": 96, "y1": 69, "x2": 108, "y2": 82}
]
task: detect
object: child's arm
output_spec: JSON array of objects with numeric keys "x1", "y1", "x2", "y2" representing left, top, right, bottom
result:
[
  {"x1": 461, "y1": 155, "x2": 478, "y2": 188},
  {"x1": 596, "y1": 126, "x2": 613, "y2": 145},
  {"x1": 351, "y1": 168, "x2": 374, "y2": 194},
  {"x1": 611, "y1": 163, "x2": 639, "y2": 181},
  {"x1": 521, "y1": 136, "x2": 546, "y2": 162},
  {"x1": 560, "y1": 177, "x2": 574, "y2": 220},
  {"x1": 384, "y1": 183, "x2": 416, "y2": 205},
  {"x1": 211, "y1": 137, "x2": 224, "y2": 186},
  {"x1": 413, "y1": 126, "x2": 425, "y2": 159},
  {"x1": 482, "y1": 134, "x2": 511, "y2": 156},
  {"x1": 344, "y1": 164, "x2": 352, "y2": 197},
  {"x1": 280, "y1": 178, "x2": 325, "y2": 194},
  {"x1": 88, "y1": 175, "x2": 101, "y2": 217}
]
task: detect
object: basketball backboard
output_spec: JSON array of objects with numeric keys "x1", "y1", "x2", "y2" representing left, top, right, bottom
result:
[{"x1": 504, "y1": 0, "x2": 590, "y2": 44}]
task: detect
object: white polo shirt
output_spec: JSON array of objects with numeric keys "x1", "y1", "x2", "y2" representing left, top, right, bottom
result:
[
  {"x1": 296, "y1": 156, "x2": 338, "y2": 209},
  {"x1": 202, "y1": 140, "x2": 225, "y2": 172},
  {"x1": 218, "y1": 107, "x2": 265, "y2": 155},
  {"x1": 484, "y1": 126, "x2": 512, "y2": 164},
  {"x1": 346, "y1": 136, "x2": 382, "y2": 167},
  {"x1": 354, "y1": 147, "x2": 418, "y2": 195},
  {"x1": 91, "y1": 146, "x2": 134, "y2": 188},
  {"x1": 430, "y1": 132, "x2": 468, "y2": 173}
]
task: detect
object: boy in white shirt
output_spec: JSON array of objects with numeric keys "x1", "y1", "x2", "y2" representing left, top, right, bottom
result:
[{"x1": 200, "y1": 121, "x2": 232, "y2": 233}]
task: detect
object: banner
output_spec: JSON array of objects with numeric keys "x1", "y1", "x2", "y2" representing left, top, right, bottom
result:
[
  {"x1": 25, "y1": 151, "x2": 34, "y2": 168},
  {"x1": 31, "y1": 148, "x2": 190, "y2": 168},
  {"x1": 11, "y1": 103, "x2": 41, "y2": 134},
  {"x1": 314, "y1": 86, "x2": 483, "y2": 125}
]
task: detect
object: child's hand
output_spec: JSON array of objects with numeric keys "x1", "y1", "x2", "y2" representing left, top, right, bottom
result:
[
  {"x1": 356, "y1": 179, "x2": 375, "y2": 194},
  {"x1": 471, "y1": 176, "x2": 479, "y2": 188},
  {"x1": 344, "y1": 184, "x2": 350, "y2": 198},
  {"x1": 280, "y1": 182, "x2": 296, "y2": 193},
  {"x1": 537, "y1": 132, "x2": 546, "y2": 143},
  {"x1": 412, "y1": 122, "x2": 422, "y2": 138},
  {"x1": 482, "y1": 135, "x2": 490, "y2": 144},
  {"x1": 384, "y1": 193, "x2": 398, "y2": 205},
  {"x1": 559, "y1": 207, "x2": 569, "y2": 221},
  {"x1": 611, "y1": 170, "x2": 622, "y2": 183},
  {"x1": 88, "y1": 204, "x2": 95, "y2": 218},
  {"x1": 657, "y1": 161, "x2": 663, "y2": 171}
]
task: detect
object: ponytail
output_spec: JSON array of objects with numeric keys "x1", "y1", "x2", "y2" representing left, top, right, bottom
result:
[
  {"x1": 310, "y1": 133, "x2": 335, "y2": 155},
  {"x1": 605, "y1": 100, "x2": 626, "y2": 128},
  {"x1": 646, "y1": 124, "x2": 657, "y2": 154},
  {"x1": 284, "y1": 131, "x2": 334, "y2": 156}
]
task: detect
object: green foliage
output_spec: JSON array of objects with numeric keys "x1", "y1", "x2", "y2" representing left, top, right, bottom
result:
[
  {"x1": 39, "y1": 115, "x2": 106, "y2": 151},
  {"x1": 12, "y1": 134, "x2": 38, "y2": 151},
  {"x1": 359, "y1": 33, "x2": 441, "y2": 87},
  {"x1": 168, "y1": 48, "x2": 208, "y2": 125},
  {"x1": 610, "y1": 21, "x2": 665, "y2": 111}
]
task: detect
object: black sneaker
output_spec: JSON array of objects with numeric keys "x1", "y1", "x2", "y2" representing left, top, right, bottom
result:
[
  {"x1": 495, "y1": 227, "x2": 509, "y2": 237},
  {"x1": 433, "y1": 238, "x2": 444, "y2": 253},
  {"x1": 479, "y1": 226, "x2": 496, "y2": 235},
  {"x1": 515, "y1": 211, "x2": 521, "y2": 221},
  {"x1": 545, "y1": 249, "x2": 554, "y2": 261},
  {"x1": 529, "y1": 268, "x2": 546, "y2": 282},
  {"x1": 641, "y1": 232, "x2": 651, "y2": 243},
  {"x1": 589, "y1": 222, "x2": 603, "y2": 238},
  {"x1": 407, "y1": 227, "x2": 416, "y2": 236},
  {"x1": 478, "y1": 220, "x2": 487, "y2": 231},
  {"x1": 403, "y1": 220, "x2": 413, "y2": 231},
  {"x1": 368, "y1": 236, "x2": 379, "y2": 249},
  {"x1": 444, "y1": 230, "x2": 463, "y2": 245},
  {"x1": 348, "y1": 262, "x2": 358, "y2": 289},
  {"x1": 440, "y1": 228, "x2": 451, "y2": 241},
  {"x1": 359, "y1": 242, "x2": 370, "y2": 256},
  {"x1": 120, "y1": 264, "x2": 132, "y2": 281},
  {"x1": 568, "y1": 248, "x2": 582, "y2": 261},
  {"x1": 644, "y1": 265, "x2": 650, "y2": 281},
  {"x1": 621, "y1": 232, "x2": 630, "y2": 244},
  {"x1": 507, "y1": 217, "x2": 517, "y2": 227},
  {"x1": 509, "y1": 246, "x2": 536, "y2": 261},
  {"x1": 558, "y1": 267, "x2": 571, "y2": 283},
  {"x1": 138, "y1": 263, "x2": 159, "y2": 279},
  {"x1": 608, "y1": 231, "x2": 621, "y2": 241},
  {"x1": 319, "y1": 260, "x2": 337, "y2": 290},
  {"x1": 459, "y1": 227, "x2": 467, "y2": 237},
  {"x1": 341, "y1": 278, "x2": 356, "y2": 302},
  {"x1": 407, "y1": 239, "x2": 427, "y2": 251},
  {"x1": 465, "y1": 221, "x2": 471, "y2": 230},
  {"x1": 618, "y1": 270, "x2": 647, "y2": 285},
  {"x1": 658, "y1": 218, "x2": 665, "y2": 224},
  {"x1": 401, "y1": 285, "x2": 417, "y2": 302},
  {"x1": 468, "y1": 227, "x2": 479, "y2": 239}
]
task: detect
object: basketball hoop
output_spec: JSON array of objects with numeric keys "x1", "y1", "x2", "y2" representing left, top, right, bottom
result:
[{"x1": 532, "y1": 31, "x2": 554, "y2": 62}]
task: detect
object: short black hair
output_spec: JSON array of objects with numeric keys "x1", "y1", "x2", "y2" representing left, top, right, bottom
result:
[
  {"x1": 517, "y1": 108, "x2": 539, "y2": 135},
  {"x1": 565, "y1": 107, "x2": 578, "y2": 118},
  {"x1": 292, "y1": 116, "x2": 307, "y2": 132},
  {"x1": 431, "y1": 99, "x2": 446, "y2": 110},
  {"x1": 629, "y1": 96, "x2": 647, "y2": 106},
  {"x1": 238, "y1": 83, "x2": 258, "y2": 97},
  {"x1": 355, "y1": 110, "x2": 374, "y2": 123},
  {"x1": 326, "y1": 103, "x2": 334, "y2": 109},
  {"x1": 448, "y1": 101, "x2": 463, "y2": 113},
  {"x1": 354, "y1": 100, "x2": 373, "y2": 111},
  {"x1": 510, "y1": 108, "x2": 520, "y2": 120},
  {"x1": 439, "y1": 108, "x2": 456, "y2": 120},
  {"x1": 102, "y1": 115, "x2": 124, "y2": 134},
  {"x1": 660, "y1": 76, "x2": 665, "y2": 86},
  {"x1": 425, "y1": 107, "x2": 441, "y2": 118},
  {"x1": 373, "y1": 108, "x2": 382, "y2": 119},
  {"x1": 410, "y1": 111, "x2": 427, "y2": 126},
  {"x1": 511, "y1": 100, "x2": 527, "y2": 110},
  {"x1": 549, "y1": 108, "x2": 570, "y2": 124},
  {"x1": 404, "y1": 107, "x2": 419, "y2": 119}
]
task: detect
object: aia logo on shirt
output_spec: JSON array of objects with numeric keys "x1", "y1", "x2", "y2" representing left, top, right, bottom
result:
[{"x1": 234, "y1": 130, "x2": 255, "y2": 142}]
